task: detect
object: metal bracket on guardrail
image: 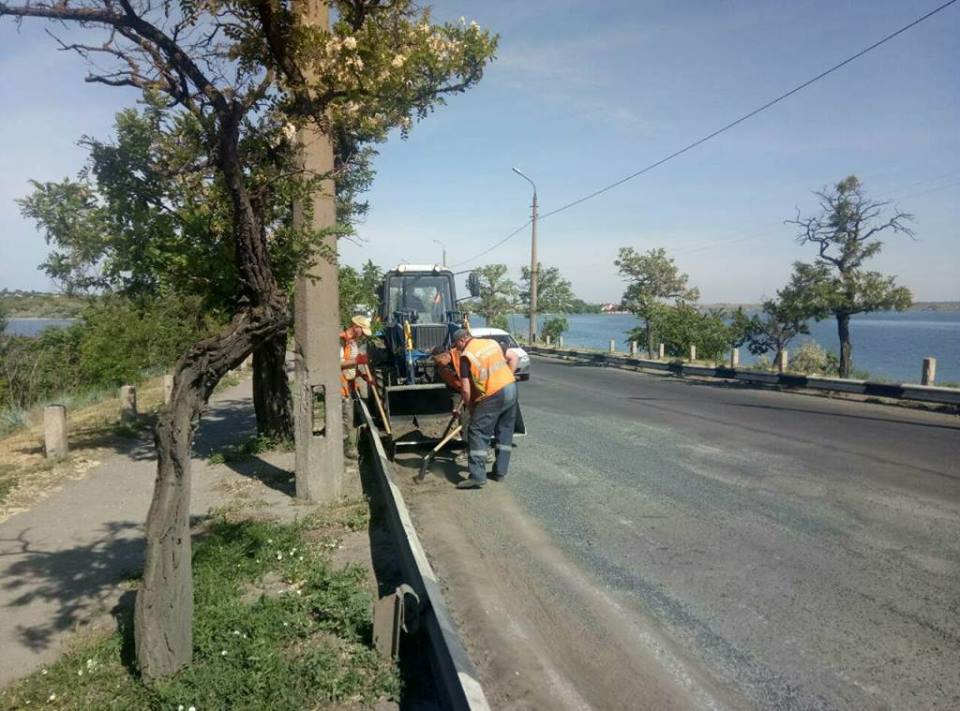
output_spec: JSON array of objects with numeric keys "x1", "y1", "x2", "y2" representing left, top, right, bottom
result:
[{"x1": 373, "y1": 583, "x2": 422, "y2": 659}]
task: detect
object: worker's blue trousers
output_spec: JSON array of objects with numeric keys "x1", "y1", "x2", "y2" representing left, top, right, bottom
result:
[{"x1": 467, "y1": 381, "x2": 518, "y2": 484}]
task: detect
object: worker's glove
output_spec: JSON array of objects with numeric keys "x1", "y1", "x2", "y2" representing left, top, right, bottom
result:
[{"x1": 355, "y1": 353, "x2": 369, "y2": 366}]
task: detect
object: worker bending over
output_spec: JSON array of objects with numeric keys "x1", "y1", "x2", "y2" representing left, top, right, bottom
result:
[
  {"x1": 340, "y1": 315, "x2": 372, "y2": 459},
  {"x1": 451, "y1": 328, "x2": 519, "y2": 489}
]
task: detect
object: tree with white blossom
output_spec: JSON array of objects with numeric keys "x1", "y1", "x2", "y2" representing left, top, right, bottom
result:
[{"x1": 1, "y1": 0, "x2": 496, "y2": 678}]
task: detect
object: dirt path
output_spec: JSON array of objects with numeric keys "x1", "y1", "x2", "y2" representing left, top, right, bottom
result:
[
  {"x1": 394, "y1": 451, "x2": 733, "y2": 711},
  {"x1": 0, "y1": 379, "x2": 318, "y2": 687}
]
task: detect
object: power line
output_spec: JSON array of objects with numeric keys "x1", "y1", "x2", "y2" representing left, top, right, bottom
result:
[
  {"x1": 453, "y1": 0, "x2": 958, "y2": 267},
  {"x1": 450, "y1": 219, "x2": 530, "y2": 267}
]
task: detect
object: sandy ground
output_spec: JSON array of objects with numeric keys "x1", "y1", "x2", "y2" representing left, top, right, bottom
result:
[{"x1": 394, "y1": 450, "x2": 730, "y2": 711}]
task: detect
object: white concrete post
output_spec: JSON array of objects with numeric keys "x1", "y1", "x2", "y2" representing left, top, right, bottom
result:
[
  {"x1": 163, "y1": 374, "x2": 174, "y2": 404},
  {"x1": 43, "y1": 405, "x2": 68, "y2": 459},
  {"x1": 921, "y1": 357, "x2": 936, "y2": 385},
  {"x1": 689, "y1": 344, "x2": 697, "y2": 362},
  {"x1": 629, "y1": 341, "x2": 638, "y2": 357},
  {"x1": 777, "y1": 349, "x2": 788, "y2": 373},
  {"x1": 658, "y1": 343, "x2": 665, "y2": 360},
  {"x1": 545, "y1": 334, "x2": 552, "y2": 346},
  {"x1": 558, "y1": 335, "x2": 564, "y2": 348},
  {"x1": 730, "y1": 348, "x2": 740, "y2": 368},
  {"x1": 119, "y1": 385, "x2": 137, "y2": 421},
  {"x1": 609, "y1": 339, "x2": 616, "y2": 353}
]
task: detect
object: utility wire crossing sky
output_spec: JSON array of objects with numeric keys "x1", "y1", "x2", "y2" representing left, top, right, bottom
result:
[{"x1": 451, "y1": 0, "x2": 959, "y2": 269}]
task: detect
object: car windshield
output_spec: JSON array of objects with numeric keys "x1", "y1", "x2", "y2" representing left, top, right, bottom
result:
[
  {"x1": 490, "y1": 334, "x2": 520, "y2": 349},
  {"x1": 386, "y1": 274, "x2": 452, "y2": 324}
]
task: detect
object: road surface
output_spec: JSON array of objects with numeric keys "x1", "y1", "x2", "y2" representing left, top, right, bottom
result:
[{"x1": 402, "y1": 356, "x2": 960, "y2": 709}]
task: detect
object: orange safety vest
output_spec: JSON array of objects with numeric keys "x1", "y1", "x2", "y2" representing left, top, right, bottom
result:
[
  {"x1": 340, "y1": 331, "x2": 359, "y2": 397},
  {"x1": 462, "y1": 338, "x2": 514, "y2": 400}
]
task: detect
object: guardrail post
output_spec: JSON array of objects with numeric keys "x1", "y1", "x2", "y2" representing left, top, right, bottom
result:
[
  {"x1": 609, "y1": 338, "x2": 616, "y2": 354},
  {"x1": 119, "y1": 385, "x2": 137, "y2": 421},
  {"x1": 163, "y1": 374, "x2": 175, "y2": 404},
  {"x1": 921, "y1": 357, "x2": 936, "y2": 385},
  {"x1": 558, "y1": 335, "x2": 564, "y2": 348},
  {"x1": 777, "y1": 349, "x2": 788, "y2": 373},
  {"x1": 689, "y1": 344, "x2": 696, "y2": 362},
  {"x1": 730, "y1": 347, "x2": 740, "y2": 367},
  {"x1": 43, "y1": 405, "x2": 68, "y2": 459},
  {"x1": 658, "y1": 343, "x2": 665, "y2": 360},
  {"x1": 545, "y1": 334, "x2": 552, "y2": 345},
  {"x1": 629, "y1": 341, "x2": 638, "y2": 357}
]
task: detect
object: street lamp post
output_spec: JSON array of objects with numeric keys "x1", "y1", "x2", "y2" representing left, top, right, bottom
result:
[
  {"x1": 512, "y1": 167, "x2": 538, "y2": 343},
  {"x1": 432, "y1": 239, "x2": 447, "y2": 267}
]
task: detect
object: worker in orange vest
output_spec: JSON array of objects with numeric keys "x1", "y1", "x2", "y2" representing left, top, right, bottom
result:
[
  {"x1": 340, "y1": 315, "x2": 372, "y2": 459},
  {"x1": 451, "y1": 328, "x2": 520, "y2": 489}
]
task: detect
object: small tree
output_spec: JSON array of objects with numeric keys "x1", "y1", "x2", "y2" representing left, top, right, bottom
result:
[
  {"x1": 788, "y1": 176, "x2": 913, "y2": 378},
  {"x1": 474, "y1": 264, "x2": 517, "y2": 328},
  {"x1": 339, "y1": 260, "x2": 382, "y2": 326},
  {"x1": 615, "y1": 247, "x2": 699, "y2": 356},
  {"x1": 740, "y1": 278, "x2": 817, "y2": 372},
  {"x1": 542, "y1": 316, "x2": 568, "y2": 343},
  {"x1": 634, "y1": 304, "x2": 730, "y2": 360},
  {"x1": 1, "y1": 0, "x2": 496, "y2": 679},
  {"x1": 520, "y1": 263, "x2": 575, "y2": 316}
]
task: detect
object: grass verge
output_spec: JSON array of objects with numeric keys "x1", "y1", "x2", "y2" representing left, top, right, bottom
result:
[{"x1": 0, "y1": 503, "x2": 398, "y2": 710}]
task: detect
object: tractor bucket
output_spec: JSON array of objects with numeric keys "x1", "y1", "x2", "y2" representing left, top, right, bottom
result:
[{"x1": 384, "y1": 383, "x2": 457, "y2": 447}]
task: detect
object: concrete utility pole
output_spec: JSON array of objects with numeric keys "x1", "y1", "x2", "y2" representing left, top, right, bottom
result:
[
  {"x1": 292, "y1": 0, "x2": 343, "y2": 502},
  {"x1": 433, "y1": 239, "x2": 447, "y2": 266},
  {"x1": 513, "y1": 167, "x2": 538, "y2": 342}
]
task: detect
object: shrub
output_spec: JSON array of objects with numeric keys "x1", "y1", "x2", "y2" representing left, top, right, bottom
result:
[
  {"x1": 629, "y1": 304, "x2": 732, "y2": 360},
  {"x1": 787, "y1": 341, "x2": 839, "y2": 375},
  {"x1": 542, "y1": 316, "x2": 568, "y2": 342},
  {"x1": 0, "y1": 294, "x2": 222, "y2": 414}
]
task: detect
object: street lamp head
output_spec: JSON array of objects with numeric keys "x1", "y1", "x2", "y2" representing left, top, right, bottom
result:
[{"x1": 512, "y1": 167, "x2": 536, "y2": 194}]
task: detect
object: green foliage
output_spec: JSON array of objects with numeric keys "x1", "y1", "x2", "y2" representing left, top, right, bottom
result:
[
  {"x1": 339, "y1": 260, "x2": 383, "y2": 327},
  {"x1": 0, "y1": 295, "x2": 221, "y2": 413},
  {"x1": 520, "y1": 263, "x2": 575, "y2": 316},
  {"x1": 790, "y1": 175, "x2": 914, "y2": 376},
  {"x1": 788, "y1": 342, "x2": 840, "y2": 376},
  {"x1": 0, "y1": 511, "x2": 399, "y2": 709},
  {"x1": 568, "y1": 299, "x2": 602, "y2": 314},
  {"x1": 486, "y1": 313, "x2": 509, "y2": 330},
  {"x1": 630, "y1": 304, "x2": 732, "y2": 360},
  {"x1": 473, "y1": 264, "x2": 517, "y2": 326},
  {"x1": 738, "y1": 277, "x2": 819, "y2": 369},
  {"x1": 542, "y1": 316, "x2": 569, "y2": 341},
  {"x1": 615, "y1": 247, "x2": 700, "y2": 352}
]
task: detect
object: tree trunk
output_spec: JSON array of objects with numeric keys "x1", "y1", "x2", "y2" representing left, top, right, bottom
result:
[
  {"x1": 836, "y1": 313, "x2": 852, "y2": 378},
  {"x1": 644, "y1": 319, "x2": 654, "y2": 358},
  {"x1": 135, "y1": 306, "x2": 286, "y2": 679},
  {"x1": 253, "y1": 328, "x2": 294, "y2": 441}
]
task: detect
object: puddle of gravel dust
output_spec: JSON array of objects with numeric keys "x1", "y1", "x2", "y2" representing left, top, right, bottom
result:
[{"x1": 398, "y1": 456, "x2": 743, "y2": 711}]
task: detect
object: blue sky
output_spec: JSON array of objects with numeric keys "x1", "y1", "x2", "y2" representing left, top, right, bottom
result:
[{"x1": 1, "y1": 0, "x2": 957, "y2": 302}]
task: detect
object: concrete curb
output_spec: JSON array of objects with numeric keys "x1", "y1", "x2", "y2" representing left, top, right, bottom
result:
[
  {"x1": 357, "y1": 399, "x2": 490, "y2": 711},
  {"x1": 528, "y1": 346, "x2": 960, "y2": 407}
]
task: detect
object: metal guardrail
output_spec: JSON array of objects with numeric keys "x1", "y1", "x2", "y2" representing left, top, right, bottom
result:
[
  {"x1": 528, "y1": 346, "x2": 960, "y2": 406},
  {"x1": 357, "y1": 398, "x2": 491, "y2": 711}
]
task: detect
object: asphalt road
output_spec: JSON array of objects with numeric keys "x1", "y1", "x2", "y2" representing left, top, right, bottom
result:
[{"x1": 506, "y1": 356, "x2": 960, "y2": 710}]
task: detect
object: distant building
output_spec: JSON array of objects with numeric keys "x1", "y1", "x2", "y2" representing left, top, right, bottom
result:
[{"x1": 600, "y1": 303, "x2": 624, "y2": 313}]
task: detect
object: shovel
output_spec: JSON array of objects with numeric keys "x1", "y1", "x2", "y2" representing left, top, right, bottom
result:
[{"x1": 416, "y1": 413, "x2": 463, "y2": 482}]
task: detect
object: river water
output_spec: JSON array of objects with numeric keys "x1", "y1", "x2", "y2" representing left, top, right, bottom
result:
[
  {"x1": 498, "y1": 311, "x2": 960, "y2": 385},
  {"x1": 7, "y1": 312, "x2": 959, "y2": 384}
]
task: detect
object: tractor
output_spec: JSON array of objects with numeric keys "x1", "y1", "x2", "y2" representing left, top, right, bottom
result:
[{"x1": 368, "y1": 264, "x2": 475, "y2": 454}]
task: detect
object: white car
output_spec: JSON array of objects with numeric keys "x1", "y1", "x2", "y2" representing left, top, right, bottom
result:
[{"x1": 469, "y1": 327, "x2": 531, "y2": 380}]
